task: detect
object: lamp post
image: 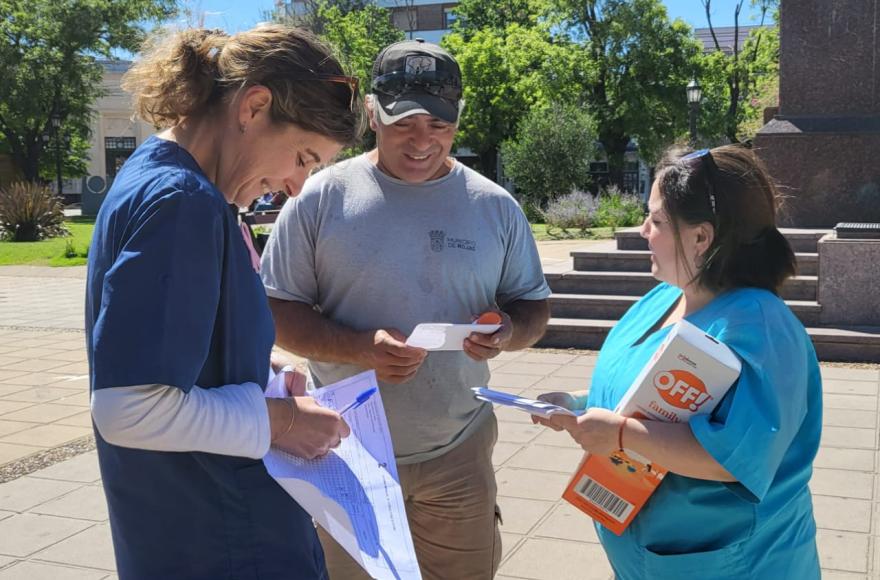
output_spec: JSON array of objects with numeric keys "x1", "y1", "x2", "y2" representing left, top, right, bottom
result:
[
  {"x1": 686, "y1": 78, "x2": 702, "y2": 147},
  {"x1": 50, "y1": 113, "x2": 63, "y2": 197}
]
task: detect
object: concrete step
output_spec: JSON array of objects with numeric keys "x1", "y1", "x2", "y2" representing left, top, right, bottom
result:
[
  {"x1": 537, "y1": 318, "x2": 880, "y2": 363},
  {"x1": 546, "y1": 271, "x2": 818, "y2": 301},
  {"x1": 548, "y1": 294, "x2": 823, "y2": 327},
  {"x1": 615, "y1": 227, "x2": 831, "y2": 253},
  {"x1": 572, "y1": 249, "x2": 819, "y2": 276}
]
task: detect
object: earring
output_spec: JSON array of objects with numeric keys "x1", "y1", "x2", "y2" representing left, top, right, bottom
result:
[{"x1": 239, "y1": 123, "x2": 247, "y2": 134}]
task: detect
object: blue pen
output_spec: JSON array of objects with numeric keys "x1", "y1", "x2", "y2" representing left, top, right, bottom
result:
[{"x1": 337, "y1": 387, "x2": 378, "y2": 416}]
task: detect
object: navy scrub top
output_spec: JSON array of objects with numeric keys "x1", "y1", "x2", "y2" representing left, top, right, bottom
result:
[
  {"x1": 588, "y1": 283, "x2": 822, "y2": 580},
  {"x1": 85, "y1": 136, "x2": 326, "y2": 580}
]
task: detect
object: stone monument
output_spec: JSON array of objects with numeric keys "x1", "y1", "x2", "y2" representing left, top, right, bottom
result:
[{"x1": 754, "y1": 0, "x2": 880, "y2": 227}]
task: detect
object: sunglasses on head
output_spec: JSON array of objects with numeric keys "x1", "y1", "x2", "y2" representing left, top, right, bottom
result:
[
  {"x1": 288, "y1": 74, "x2": 360, "y2": 111},
  {"x1": 681, "y1": 148, "x2": 720, "y2": 216},
  {"x1": 372, "y1": 70, "x2": 462, "y2": 102}
]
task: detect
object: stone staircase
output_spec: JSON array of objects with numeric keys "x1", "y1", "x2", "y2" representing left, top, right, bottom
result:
[{"x1": 538, "y1": 228, "x2": 880, "y2": 362}]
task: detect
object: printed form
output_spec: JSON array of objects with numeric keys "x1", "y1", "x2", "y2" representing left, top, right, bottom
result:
[{"x1": 264, "y1": 370, "x2": 421, "y2": 580}]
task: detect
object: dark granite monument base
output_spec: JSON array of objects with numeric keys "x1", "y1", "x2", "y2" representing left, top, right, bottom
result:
[{"x1": 754, "y1": 117, "x2": 880, "y2": 227}]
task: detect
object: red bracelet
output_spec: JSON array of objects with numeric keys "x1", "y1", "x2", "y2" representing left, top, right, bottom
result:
[{"x1": 618, "y1": 417, "x2": 629, "y2": 452}]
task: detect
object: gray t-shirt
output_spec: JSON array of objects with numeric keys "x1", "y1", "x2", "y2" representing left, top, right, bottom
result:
[{"x1": 261, "y1": 154, "x2": 550, "y2": 463}]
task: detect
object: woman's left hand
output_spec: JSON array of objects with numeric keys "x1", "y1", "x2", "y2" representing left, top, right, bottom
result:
[
  {"x1": 283, "y1": 364, "x2": 309, "y2": 397},
  {"x1": 549, "y1": 407, "x2": 626, "y2": 456}
]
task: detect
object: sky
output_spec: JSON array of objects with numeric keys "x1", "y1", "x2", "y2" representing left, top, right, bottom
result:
[{"x1": 177, "y1": 1, "x2": 775, "y2": 35}]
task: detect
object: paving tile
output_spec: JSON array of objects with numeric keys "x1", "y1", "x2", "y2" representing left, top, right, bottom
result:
[
  {"x1": 493, "y1": 442, "x2": 524, "y2": 468},
  {"x1": 810, "y1": 468, "x2": 874, "y2": 500},
  {"x1": 516, "y1": 353, "x2": 579, "y2": 365},
  {"x1": 0, "y1": 358, "x2": 25, "y2": 368},
  {"x1": 0, "y1": 556, "x2": 14, "y2": 569},
  {"x1": 488, "y1": 373, "x2": 543, "y2": 392},
  {"x1": 495, "y1": 351, "x2": 525, "y2": 362},
  {"x1": 493, "y1": 407, "x2": 534, "y2": 424},
  {"x1": 499, "y1": 532, "x2": 524, "y2": 565},
  {"x1": 496, "y1": 363, "x2": 564, "y2": 377},
  {"x1": 52, "y1": 393, "x2": 90, "y2": 408},
  {"x1": 572, "y1": 355, "x2": 598, "y2": 366},
  {"x1": 813, "y1": 447, "x2": 875, "y2": 472},
  {"x1": 496, "y1": 496, "x2": 555, "y2": 536},
  {"x1": 0, "y1": 511, "x2": 13, "y2": 522},
  {"x1": 533, "y1": 428, "x2": 581, "y2": 449},
  {"x1": 0, "y1": 386, "x2": 29, "y2": 398},
  {"x1": 812, "y1": 495, "x2": 871, "y2": 533},
  {"x1": 823, "y1": 380, "x2": 879, "y2": 396},
  {"x1": 0, "y1": 421, "x2": 33, "y2": 438},
  {"x1": 823, "y1": 408, "x2": 877, "y2": 429},
  {"x1": 33, "y1": 523, "x2": 115, "y2": 571},
  {"x1": 529, "y1": 376, "x2": 589, "y2": 393},
  {"x1": 0, "y1": 402, "x2": 33, "y2": 417},
  {"x1": 496, "y1": 468, "x2": 571, "y2": 501},
  {"x1": 0, "y1": 360, "x2": 71, "y2": 374},
  {"x1": 820, "y1": 426, "x2": 877, "y2": 450},
  {"x1": 0, "y1": 349, "x2": 67, "y2": 361},
  {"x1": 45, "y1": 363, "x2": 90, "y2": 375},
  {"x1": 0, "y1": 514, "x2": 92, "y2": 558},
  {"x1": 824, "y1": 394, "x2": 877, "y2": 411},
  {"x1": 29, "y1": 452, "x2": 100, "y2": 485},
  {"x1": 821, "y1": 367, "x2": 879, "y2": 382},
  {"x1": 533, "y1": 502, "x2": 601, "y2": 544},
  {"x1": 0, "y1": 561, "x2": 107, "y2": 580},
  {"x1": 497, "y1": 422, "x2": 544, "y2": 445},
  {"x1": 1, "y1": 388, "x2": 82, "y2": 405},
  {"x1": 53, "y1": 412, "x2": 93, "y2": 429},
  {"x1": 549, "y1": 365, "x2": 594, "y2": 380},
  {"x1": 0, "y1": 443, "x2": 38, "y2": 465},
  {"x1": 820, "y1": 572, "x2": 867, "y2": 580},
  {"x1": 1, "y1": 405, "x2": 84, "y2": 425},
  {"x1": 0, "y1": 425, "x2": 91, "y2": 448},
  {"x1": 30, "y1": 486, "x2": 108, "y2": 522},
  {"x1": 0, "y1": 477, "x2": 81, "y2": 513},
  {"x1": 816, "y1": 529, "x2": 869, "y2": 573},
  {"x1": 499, "y1": 537, "x2": 612, "y2": 580},
  {"x1": 506, "y1": 445, "x2": 584, "y2": 473},
  {"x1": 0, "y1": 372, "x2": 29, "y2": 383},
  {"x1": 39, "y1": 351, "x2": 87, "y2": 364}
]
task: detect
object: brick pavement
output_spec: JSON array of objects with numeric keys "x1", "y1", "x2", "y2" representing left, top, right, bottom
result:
[{"x1": 0, "y1": 251, "x2": 878, "y2": 579}]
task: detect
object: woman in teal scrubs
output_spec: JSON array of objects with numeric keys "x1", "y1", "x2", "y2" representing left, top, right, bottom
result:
[{"x1": 535, "y1": 146, "x2": 821, "y2": 579}]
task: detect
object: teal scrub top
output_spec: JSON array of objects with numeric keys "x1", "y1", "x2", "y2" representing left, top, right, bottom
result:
[{"x1": 588, "y1": 283, "x2": 821, "y2": 580}]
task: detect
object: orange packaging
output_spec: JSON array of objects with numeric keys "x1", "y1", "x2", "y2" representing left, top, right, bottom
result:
[{"x1": 563, "y1": 320, "x2": 742, "y2": 535}]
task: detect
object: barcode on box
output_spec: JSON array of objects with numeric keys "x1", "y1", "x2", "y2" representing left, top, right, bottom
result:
[{"x1": 575, "y1": 475, "x2": 634, "y2": 523}]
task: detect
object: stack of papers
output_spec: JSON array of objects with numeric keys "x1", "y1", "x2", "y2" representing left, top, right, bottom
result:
[
  {"x1": 264, "y1": 370, "x2": 421, "y2": 580},
  {"x1": 471, "y1": 387, "x2": 584, "y2": 418},
  {"x1": 406, "y1": 323, "x2": 501, "y2": 350}
]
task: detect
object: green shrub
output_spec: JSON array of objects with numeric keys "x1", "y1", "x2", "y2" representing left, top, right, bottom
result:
[
  {"x1": 593, "y1": 185, "x2": 646, "y2": 230},
  {"x1": 502, "y1": 103, "x2": 598, "y2": 209},
  {"x1": 541, "y1": 190, "x2": 598, "y2": 232},
  {"x1": 63, "y1": 239, "x2": 77, "y2": 258},
  {"x1": 0, "y1": 181, "x2": 68, "y2": 241}
]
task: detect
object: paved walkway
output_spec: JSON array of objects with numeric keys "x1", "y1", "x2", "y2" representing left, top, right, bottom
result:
[{"x1": 0, "y1": 244, "x2": 877, "y2": 579}]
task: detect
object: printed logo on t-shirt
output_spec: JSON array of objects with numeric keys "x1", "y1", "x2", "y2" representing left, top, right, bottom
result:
[{"x1": 430, "y1": 230, "x2": 445, "y2": 252}]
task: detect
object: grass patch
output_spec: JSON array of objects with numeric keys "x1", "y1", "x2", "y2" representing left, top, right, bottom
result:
[
  {"x1": 531, "y1": 223, "x2": 616, "y2": 241},
  {"x1": 0, "y1": 217, "x2": 94, "y2": 267}
]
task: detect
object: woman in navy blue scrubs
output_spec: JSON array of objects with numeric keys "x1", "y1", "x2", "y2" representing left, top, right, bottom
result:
[{"x1": 86, "y1": 25, "x2": 361, "y2": 579}]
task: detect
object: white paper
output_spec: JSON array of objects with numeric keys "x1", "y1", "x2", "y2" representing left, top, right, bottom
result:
[
  {"x1": 406, "y1": 323, "x2": 501, "y2": 350},
  {"x1": 263, "y1": 370, "x2": 421, "y2": 580},
  {"x1": 471, "y1": 387, "x2": 584, "y2": 418}
]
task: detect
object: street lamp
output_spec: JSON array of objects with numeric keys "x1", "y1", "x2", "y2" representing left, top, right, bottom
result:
[
  {"x1": 686, "y1": 78, "x2": 702, "y2": 147},
  {"x1": 50, "y1": 113, "x2": 63, "y2": 197}
]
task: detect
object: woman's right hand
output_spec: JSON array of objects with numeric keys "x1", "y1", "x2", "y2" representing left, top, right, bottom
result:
[
  {"x1": 530, "y1": 391, "x2": 587, "y2": 431},
  {"x1": 268, "y1": 397, "x2": 351, "y2": 459}
]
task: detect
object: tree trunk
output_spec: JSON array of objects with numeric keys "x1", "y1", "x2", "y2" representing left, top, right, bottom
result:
[{"x1": 478, "y1": 149, "x2": 498, "y2": 182}]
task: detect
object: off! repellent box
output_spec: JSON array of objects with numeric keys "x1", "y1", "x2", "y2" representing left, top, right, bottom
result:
[{"x1": 562, "y1": 319, "x2": 742, "y2": 535}]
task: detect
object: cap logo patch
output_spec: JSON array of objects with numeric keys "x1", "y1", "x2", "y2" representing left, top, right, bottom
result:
[{"x1": 405, "y1": 55, "x2": 436, "y2": 74}]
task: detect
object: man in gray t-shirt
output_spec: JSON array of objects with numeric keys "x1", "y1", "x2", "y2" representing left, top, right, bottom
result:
[{"x1": 261, "y1": 39, "x2": 550, "y2": 580}]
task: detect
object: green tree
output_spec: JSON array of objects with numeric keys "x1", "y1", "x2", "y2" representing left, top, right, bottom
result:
[
  {"x1": 552, "y1": 0, "x2": 702, "y2": 185},
  {"x1": 444, "y1": 24, "x2": 582, "y2": 178},
  {"x1": 273, "y1": 1, "x2": 403, "y2": 152},
  {"x1": 501, "y1": 103, "x2": 597, "y2": 208},
  {"x1": 451, "y1": 0, "x2": 550, "y2": 39},
  {"x1": 697, "y1": 0, "x2": 778, "y2": 143},
  {"x1": 0, "y1": 0, "x2": 176, "y2": 183}
]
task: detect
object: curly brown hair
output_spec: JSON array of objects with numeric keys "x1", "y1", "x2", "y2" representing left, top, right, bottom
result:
[{"x1": 122, "y1": 25, "x2": 364, "y2": 146}]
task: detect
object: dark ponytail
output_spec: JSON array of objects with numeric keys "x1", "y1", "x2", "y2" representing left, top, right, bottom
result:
[{"x1": 657, "y1": 145, "x2": 797, "y2": 295}]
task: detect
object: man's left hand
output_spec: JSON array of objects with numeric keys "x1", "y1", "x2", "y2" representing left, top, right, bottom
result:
[{"x1": 463, "y1": 310, "x2": 513, "y2": 361}]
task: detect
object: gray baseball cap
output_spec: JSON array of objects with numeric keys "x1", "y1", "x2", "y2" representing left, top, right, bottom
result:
[{"x1": 371, "y1": 39, "x2": 463, "y2": 124}]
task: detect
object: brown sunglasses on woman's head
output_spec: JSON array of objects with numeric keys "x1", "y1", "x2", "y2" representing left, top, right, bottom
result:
[{"x1": 289, "y1": 74, "x2": 360, "y2": 110}]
